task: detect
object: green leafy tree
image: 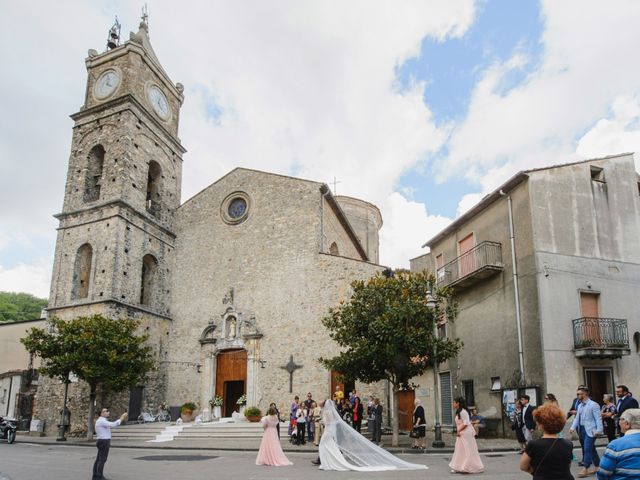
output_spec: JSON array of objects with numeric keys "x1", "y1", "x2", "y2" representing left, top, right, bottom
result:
[
  {"x1": 320, "y1": 270, "x2": 462, "y2": 446},
  {"x1": 0, "y1": 291, "x2": 48, "y2": 322},
  {"x1": 21, "y1": 315, "x2": 155, "y2": 440}
]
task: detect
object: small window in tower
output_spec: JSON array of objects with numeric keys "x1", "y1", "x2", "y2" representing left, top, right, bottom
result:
[
  {"x1": 84, "y1": 146, "x2": 105, "y2": 202},
  {"x1": 590, "y1": 165, "x2": 605, "y2": 183},
  {"x1": 329, "y1": 242, "x2": 339, "y2": 256},
  {"x1": 146, "y1": 161, "x2": 162, "y2": 216},
  {"x1": 72, "y1": 243, "x2": 93, "y2": 299},
  {"x1": 140, "y1": 254, "x2": 159, "y2": 307}
]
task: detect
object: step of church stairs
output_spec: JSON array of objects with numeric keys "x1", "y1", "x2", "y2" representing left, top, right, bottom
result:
[
  {"x1": 172, "y1": 420, "x2": 284, "y2": 440},
  {"x1": 111, "y1": 422, "x2": 170, "y2": 440}
]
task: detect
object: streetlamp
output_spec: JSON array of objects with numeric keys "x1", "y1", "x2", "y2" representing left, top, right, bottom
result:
[
  {"x1": 426, "y1": 283, "x2": 445, "y2": 448},
  {"x1": 56, "y1": 375, "x2": 70, "y2": 442}
]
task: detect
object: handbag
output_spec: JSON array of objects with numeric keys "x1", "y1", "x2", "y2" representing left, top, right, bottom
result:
[{"x1": 409, "y1": 428, "x2": 418, "y2": 438}]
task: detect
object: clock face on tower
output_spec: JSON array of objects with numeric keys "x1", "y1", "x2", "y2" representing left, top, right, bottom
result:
[
  {"x1": 147, "y1": 84, "x2": 171, "y2": 120},
  {"x1": 94, "y1": 69, "x2": 120, "y2": 99}
]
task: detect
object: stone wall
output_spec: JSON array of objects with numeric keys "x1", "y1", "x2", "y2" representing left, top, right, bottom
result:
[
  {"x1": 322, "y1": 196, "x2": 364, "y2": 261},
  {"x1": 335, "y1": 196, "x2": 383, "y2": 264},
  {"x1": 166, "y1": 169, "x2": 384, "y2": 415}
]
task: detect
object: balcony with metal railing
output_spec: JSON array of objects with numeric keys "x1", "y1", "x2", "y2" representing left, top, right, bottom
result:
[
  {"x1": 572, "y1": 317, "x2": 630, "y2": 358},
  {"x1": 436, "y1": 241, "x2": 504, "y2": 289}
]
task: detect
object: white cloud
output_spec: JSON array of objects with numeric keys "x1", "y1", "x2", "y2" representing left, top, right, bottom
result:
[
  {"x1": 435, "y1": 0, "x2": 640, "y2": 191},
  {"x1": 0, "y1": 0, "x2": 477, "y2": 285},
  {"x1": 379, "y1": 192, "x2": 451, "y2": 268},
  {"x1": 576, "y1": 94, "x2": 640, "y2": 169},
  {"x1": 456, "y1": 193, "x2": 483, "y2": 217},
  {"x1": 0, "y1": 260, "x2": 52, "y2": 298}
]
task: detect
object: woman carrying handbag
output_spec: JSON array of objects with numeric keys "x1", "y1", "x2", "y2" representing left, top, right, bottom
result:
[
  {"x1": 412, "y1": 398, "x2": 427, "y2": 450},
  {"x1": 520, "y1": 403, "x2": 574, "y2": 479}
]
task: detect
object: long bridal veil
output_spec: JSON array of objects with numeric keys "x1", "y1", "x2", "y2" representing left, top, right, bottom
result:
[{"x1": 320, "y1": 399, "x2": 427, "y2": 471}]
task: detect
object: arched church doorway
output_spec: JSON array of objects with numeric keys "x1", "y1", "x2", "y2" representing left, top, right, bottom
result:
[{"x1": 216, "y1": 349, "x2": 247, "y2": 417}]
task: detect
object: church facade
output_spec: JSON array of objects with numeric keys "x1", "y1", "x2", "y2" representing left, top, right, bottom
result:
[{"x1": 34, "y1": 21, "x2": 384, "y2": 433}]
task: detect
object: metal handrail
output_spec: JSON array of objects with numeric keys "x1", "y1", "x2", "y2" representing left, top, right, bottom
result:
[
  {"x1": 436, "y1": 241, "x2": 503, "y2": 286},
  {"x1": 572, "y1": 317, "x2": 629, "y2": 349}
]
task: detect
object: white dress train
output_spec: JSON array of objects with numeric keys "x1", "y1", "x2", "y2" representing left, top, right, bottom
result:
[{"x1": 318, "y1": 399, "x2": 427, "y2": 472}]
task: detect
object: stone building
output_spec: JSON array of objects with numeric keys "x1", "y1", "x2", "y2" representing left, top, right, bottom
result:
[
  {"x1": 410, "y1": 153, "x2": 640, "y2": 436},
  {"x1": 33, "y1": 20, "x2": 384, "y2": 434}
]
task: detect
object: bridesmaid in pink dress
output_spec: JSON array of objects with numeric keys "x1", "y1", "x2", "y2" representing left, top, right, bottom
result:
[
  {"x1": 449, "y1": 397, "x2": 484, "y2": 474},
  {"x1": 256, "y1": 407, "x2": 293, "y2": 467}
]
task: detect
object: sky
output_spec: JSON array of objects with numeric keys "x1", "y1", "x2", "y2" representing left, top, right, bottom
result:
[{"x1": 1, "y1": 0, "x2": 640, "y2": 298}]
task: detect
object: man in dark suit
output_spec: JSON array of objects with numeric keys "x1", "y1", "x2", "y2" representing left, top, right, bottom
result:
[
  {"x1": 520, "y1": 395, "x2": 535, "y2": 443},
  {"x1": 615, "y1": 385, "x2": 639, "y2": 436},
  {"x1": 371, "y1": 397, "x2": 383, "y2": 445}
]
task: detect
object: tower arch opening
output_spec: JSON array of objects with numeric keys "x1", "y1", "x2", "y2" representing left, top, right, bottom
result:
[
  {"x1": 146, "y1": 161, "x2": 162, "y2": 216},
  {"x1": 72, "y1": 243, "x2": 93, "y2": 299},
  {"x1": 84, "y1": 145, "x2": 105, "y2": 203},
  {"x1": 140, "y1": 254, "x2": 159, "y2": 307}
]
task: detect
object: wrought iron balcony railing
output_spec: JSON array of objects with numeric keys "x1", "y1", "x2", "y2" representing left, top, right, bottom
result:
[
  {"x1": 436, "y1": 241, "x2": 503, "y2": 289},
  {"x1": 572, "y1": 317, "x2": 630, "y2": 358}
]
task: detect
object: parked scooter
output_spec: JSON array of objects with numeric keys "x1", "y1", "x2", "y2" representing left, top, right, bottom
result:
[{"x1": 0, "y1": 416, "x2": 17, "y2": 444}]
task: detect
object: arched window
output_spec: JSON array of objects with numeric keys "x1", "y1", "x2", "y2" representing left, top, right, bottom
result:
[
  {"x1": 72, "y1": 243, "x2": 93, "y2": 299},
  {"x1": 329, "y1": 242, "x2": 339, "y2": 256},
  {"x1": 146, "y1": 161, "x2": 162, "y2": 216},
  {"x1": 84, "y1": 145, "x2": 105, "y2": 202},
  {"x1": 140, "y1": 254, "x2": 158, "y2": 306},
  {"x1": 634, "y1": 332, "x2": 640, "y2": 354}
]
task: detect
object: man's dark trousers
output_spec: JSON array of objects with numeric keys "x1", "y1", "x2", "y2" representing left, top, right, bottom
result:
[
  {"x1": 92, "y1": 439, "x2": 110, "y2": 480},
  {"x1": 297, "y1": 422, "x2": 306, "y2": 445}
]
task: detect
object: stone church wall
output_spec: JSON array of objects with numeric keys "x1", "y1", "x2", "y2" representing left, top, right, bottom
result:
[
  {"x1": 166, "y1": 169, "x2": 384, "y2": 415},
  {"x1": 322, "y1": 196, "x2": 363, "y2": 260}
]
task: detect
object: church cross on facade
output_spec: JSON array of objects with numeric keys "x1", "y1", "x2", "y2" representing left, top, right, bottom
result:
[{"x1": 280, "y1": 355, "x2": 302, "y2": 393}]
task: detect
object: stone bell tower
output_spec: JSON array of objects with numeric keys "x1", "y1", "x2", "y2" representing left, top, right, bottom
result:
[{"x1": 37, "y1": 16, "x2": 186, "y2": 433}]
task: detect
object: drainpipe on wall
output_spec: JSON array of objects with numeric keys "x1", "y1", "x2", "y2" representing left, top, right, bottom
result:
[{"x1": 501, "y1": 189, "x2": 526, "y2": 385}]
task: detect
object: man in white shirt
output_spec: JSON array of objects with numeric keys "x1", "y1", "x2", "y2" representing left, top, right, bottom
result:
[{"x1": 92, "y1": 407, "x2": 127, "y2": 480}]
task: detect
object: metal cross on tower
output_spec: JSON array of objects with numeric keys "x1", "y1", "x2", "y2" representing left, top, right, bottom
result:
[{"x1": 280, "y1": 355, "x2": 302, "y2": 393}]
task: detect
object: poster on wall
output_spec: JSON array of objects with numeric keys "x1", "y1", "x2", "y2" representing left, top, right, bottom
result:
[
  {"x1": 502, "y1": 389, "x2": 518, "y2": 420},
  {"x1": 502, "y1": 389, "x2": 516, "y2": 404},
  {"x1": 525, "y1": 388, "x2": 538, "y2": 406}
]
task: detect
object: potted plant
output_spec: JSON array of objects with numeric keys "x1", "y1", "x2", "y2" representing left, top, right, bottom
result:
[
  {"x1": 180, "y1": 402, "x2": 197, "y2": 422},
  {"x1": 244, "y1": 406, "x2": 262, "y2": 422},
  {"x1": 236, "y1": 394, "x2": 247, "y2": 415},
  {"x1": 209, "y1": 396, "x2": 223, "y2": 418}
]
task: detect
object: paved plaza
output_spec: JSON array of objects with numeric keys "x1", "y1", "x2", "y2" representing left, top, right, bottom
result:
[{"x1": 0, "y1": 442, "x2": 602, "y2": 480}]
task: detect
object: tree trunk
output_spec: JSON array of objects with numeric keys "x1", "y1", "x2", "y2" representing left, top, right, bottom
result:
[
  {"x1": 86, "y1": 384, "x2": 96, "y2": 441},
  {"x1": 391, "y1": 383, "x2": 399, "y2": 447}
]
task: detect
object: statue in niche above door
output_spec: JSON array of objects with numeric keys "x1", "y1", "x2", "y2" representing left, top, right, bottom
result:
[{"x1": 226, "y1": 316, "x2": 237, "y2": 339}]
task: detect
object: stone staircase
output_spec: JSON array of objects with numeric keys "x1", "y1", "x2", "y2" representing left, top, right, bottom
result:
[
  {"x1": 112, "y1": 418, "x2": 290, "y2": 443},
  {"x1": 111, "y1": 422, "x2": 171, "y2": 441},
  {"x1": 172, "y1": 419, "x2": 276, "y2": 442}
]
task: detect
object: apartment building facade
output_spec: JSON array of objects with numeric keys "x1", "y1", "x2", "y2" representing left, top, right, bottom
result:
[{"x1": 410, "y1": 153, "x2": 640, "y2": 435}]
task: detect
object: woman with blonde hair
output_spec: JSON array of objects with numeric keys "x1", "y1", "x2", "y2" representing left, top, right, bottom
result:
[{"x1": 520, "y1": 403, "x2": 573, "y2": 479}]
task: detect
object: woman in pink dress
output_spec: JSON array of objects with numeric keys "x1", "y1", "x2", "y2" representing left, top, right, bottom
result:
[
  {"x1": 449, "y1": 397, "x2": 484, "y2": 474},
  {"x1": 255, "y1": 407, "x2": 293, "y2": 467}
]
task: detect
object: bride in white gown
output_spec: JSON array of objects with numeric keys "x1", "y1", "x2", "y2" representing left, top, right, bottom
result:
[{"x1": 318, "y1": 399, "x2": 427, "y2": 471}]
